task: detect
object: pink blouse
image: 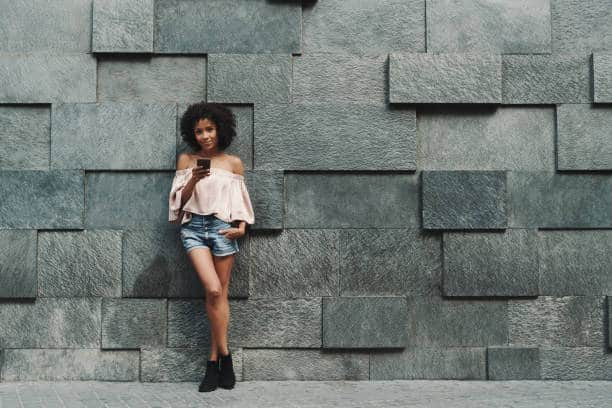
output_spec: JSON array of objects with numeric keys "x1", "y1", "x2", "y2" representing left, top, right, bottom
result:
[{"x1": 168, "y1": 167, "x2": 255, "y2": 226}]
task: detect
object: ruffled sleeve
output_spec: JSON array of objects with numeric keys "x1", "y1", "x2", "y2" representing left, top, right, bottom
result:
[
  {"x1": 230, "y1": 178, "x2": 255, "y2": 225},
  {"x1": 168, "y1": 169, "x2": 192, "y2": 223}
]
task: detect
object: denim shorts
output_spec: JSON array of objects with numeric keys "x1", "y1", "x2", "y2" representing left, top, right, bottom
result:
[{"x1": 180, "y1": 213, "x2": 239, "y2": 256}]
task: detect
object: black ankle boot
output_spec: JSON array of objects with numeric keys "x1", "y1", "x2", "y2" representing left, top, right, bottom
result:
[
  {"x1": 198, "y1": 360, "x2": 219, "y2": 392},
  {"x1": 218, "y1": 352, "x2": 236, "y2": 389}
]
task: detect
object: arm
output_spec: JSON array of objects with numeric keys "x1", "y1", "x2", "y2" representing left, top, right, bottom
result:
[
  {"x1": 234, "y1": 157, "x2": 247, "y2": 233},
  {"x1": 176, "y1": 153, "x2": 196, "y2": 209}
]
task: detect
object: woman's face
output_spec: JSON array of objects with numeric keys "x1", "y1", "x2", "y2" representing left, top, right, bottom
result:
[{"x1": 194, "y1": 118, "x2": 219, "y2": 153}]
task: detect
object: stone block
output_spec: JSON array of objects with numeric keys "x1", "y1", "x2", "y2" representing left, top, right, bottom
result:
[
  {"x1": 0, "y1": 230, "x2": 37, "y2": 298},
  {"x1": 422, "y1": 171, "x2": 507, "y2": 230},
  {"x1": 551, "y1": 0, "x2": 612, "y2": 53},
  {"x1": 594, "y1": 53, "x2": 612, "y2": 102},
  {"x1": 487, "y1": 347, "x2": 540, "y2": 380},
  {"x1": 101, "y1": 298, "x2": 166, "y2": 349},
  {"x1": 0, "y1": 54, "x2": 96, "y2": 103},
  {"x1": 285, "y1": 173, "x2": 420, "y2": 228},
  {"x1": 207, "y1": 54, "x2": 290, "y2": 103},
  {"x1": 389, "y1": 53, "x2": 502, "y2": 104},
  {"x1": 243, "y1": 349, "x2": 369, "y2": 381},
  {"x1": 51, "y1": 102, "x2": 176, "y2": 170},
  {"x1": 245, "y1": 170, "x2": 283, "y2": 230},
  {"x1": 556, "y1": 104, "x2": 612, "y2": 170},
  {"x1": 38, "y1": 230, "x2": 122, "y2": 297},
  {"x1": 442, "y1": 229, "x2": 539, "y2": 297},
  {"x1": 540, "y1": 347, "x2": 612, "y2": 380},
  {"x1": 339, "y1": 229, "x2": 442, "y2": 296},
  {"x1": 322, "y1": 296, "x2": 408, "y2": 348},
  {"x1": 0, "y1": 106, "x2": 50, "y2": 170},
  {"x1": 0, "y1": 170, "x2": 84, "y2": 229},
  {"x1": 426, "y1": 0, "x2": 551, "y2": 53},
  {"x1": 502, "y1": 54, "x2": 591, "y2": 104},
  {"x1": 154, "y1": 0, "x2": 301, "y2": 53},
  {"x1": 254, "y1": 103, "x2": 416, "y2": 170},
  {"x1": 92, "y1": 0, "x2": 153, "y2": 52},
  {"x1": 250, "y1": 229, "x2": 339, "y2": 297}
]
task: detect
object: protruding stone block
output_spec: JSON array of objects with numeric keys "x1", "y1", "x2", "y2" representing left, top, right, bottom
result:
[
  {"x1": 0, "y1": 230, "x2": 37, "y2": 298},
  {"x1": 101, "y1": 298, "x2": 167, "y2": 349},
  {"x1": 594, "y1": 53, "x2": 612, "y2": 102},
  {"x1": 551, "y1": 0, "x2": 612, "y2": 54},
  {"x1": 540, "y1": 347, "x2": 612, "y2": 380},
  {"x1": 245, "y1": 170, "x2": 283, "y2": 230},
  {"x1": 487, "y1": 347, "x2": 540, "y2": 380},
  {"x1": 0, "y1": 106, "x2": 50, "y2": 170},
  {"x1": 92, "y1": 0, "x2": 154, "y2": 53}
]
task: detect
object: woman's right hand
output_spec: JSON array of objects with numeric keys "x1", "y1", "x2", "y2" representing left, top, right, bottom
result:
[{"x1": 191, "y1": 166, "x2": 210, "y2": 182}]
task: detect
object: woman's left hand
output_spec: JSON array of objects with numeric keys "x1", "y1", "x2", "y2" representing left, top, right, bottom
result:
[{"x1": 218, "y1": 227, "x2": 245, "y2": 240}]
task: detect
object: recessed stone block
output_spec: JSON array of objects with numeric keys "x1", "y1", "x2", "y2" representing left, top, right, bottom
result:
[
  {"x1": 244, "y1": 171, "x2": 283, "y2": 230},
  {"x1": 487, "y1": 347, "x2": 540, "y2": 380},
  {"x1": 92, "y1": 0, "x2": 154, "y2": 53},
  {"x1": 0, "y1": 106, "x2": 50, "y2": 170},
  {"x1": 540, "y1": 347, "x2": 612, "y2": 380},
  {"x1": 101, "y1": 298, "x2": 166, "y2": 349},
  {"x1": 0, "y1": 230, "x2": 37, "y2": 298},
  {"x1": 594, "y1": 53, "x2": 612, "y2": 102},
  {"x1": 551, "y1": 0, "x2": 612, "y2": 53}
]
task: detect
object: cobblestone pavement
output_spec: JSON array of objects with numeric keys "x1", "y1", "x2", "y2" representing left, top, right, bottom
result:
[{"x1": 1, "y1": 381, "x2": 611, "y2": 408}]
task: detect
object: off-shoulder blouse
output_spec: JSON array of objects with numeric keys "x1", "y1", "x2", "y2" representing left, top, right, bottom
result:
[{"x1": 168, "y1": 167, "x2": 255, "y2": 226}]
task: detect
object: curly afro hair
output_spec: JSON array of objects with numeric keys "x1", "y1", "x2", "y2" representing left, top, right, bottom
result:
[{"x1": 180, "y1": 102, "x2": 236, "y2": 151}]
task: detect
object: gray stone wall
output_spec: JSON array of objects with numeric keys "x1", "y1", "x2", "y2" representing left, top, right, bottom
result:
[{"x1": 0, "y1": 0, "x2": 611, "y2": 382}]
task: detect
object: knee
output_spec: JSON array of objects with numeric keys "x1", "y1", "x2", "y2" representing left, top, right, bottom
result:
[{"x1": 206, "y1": 286, "x2": 223, "y2": 301}]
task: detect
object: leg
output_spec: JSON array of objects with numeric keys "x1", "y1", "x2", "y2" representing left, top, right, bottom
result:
[{"x1": 212, "y1": 253, "x2": 235, "y2": 356}]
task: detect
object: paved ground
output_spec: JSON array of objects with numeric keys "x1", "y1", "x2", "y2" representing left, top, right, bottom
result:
[{"x1": 0, "y1": 380, "x2": 611, "y2": 408}]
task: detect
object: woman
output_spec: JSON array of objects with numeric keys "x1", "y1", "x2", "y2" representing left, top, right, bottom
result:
[{"x1": 168, "y1": 102, "x2": 255, "y2": 392}]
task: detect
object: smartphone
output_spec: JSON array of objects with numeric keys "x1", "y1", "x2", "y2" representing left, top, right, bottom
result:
[{"x1": 197, "y1": 158, "x2": 211, "y2": 169}]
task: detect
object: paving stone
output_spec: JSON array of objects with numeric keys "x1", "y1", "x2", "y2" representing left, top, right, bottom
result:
[
  {"x1": 302, "y1": 0, "x2": 425, "y2": 54},
  {"x1": 0, "y1": 298, "x2": 101, "y2": 348},
  {"x1": 154, "y1": 0, "x2": 301, "y2": 53},
  {"x1": 0, "y1": 106, "x2": 50, "y2": 170},
  {"x1": 389, "y1": 53, "x2": 502, "y2": 104},
  {"x1": 508, "y1": 296, "x2": 605, "y2": 348},
  {"x1": 487, "y1": 347, "x2": 540, "y2": 380},
  {"x1": 92, "y1": 0, "x2": 153, "y2": 52},
  {"x1": 101, "y1": 298, "x2": 166, "y2": 349},
  {"x1": 422, "y1": 171, "x2": 507, "y2": 230},
  {"x1": 417, "y1": 106, "x2": 555, "y2": 171},
  {"x1": 38, "y1": 230, "x2": 122, "y2": 297},
  {"x1": 539, "y1": 230, "x2": 612, "y2": 295},
  {"x1": 540, "y1": 347, "x2": 612, "y2": 380},
  {"x1": 556, "y1": 104, "x2": 612, "y2": 170},
  {"x1": 51, "y1": 102, "x2": 176, "y2": 170},
  {"x1": 0, "y1": 54, "x2": 96, "y2": 103},
  {"x1": 244, "y1": 170, "x2": 283, "y2": 230},
  {"x1": 250, "y1": 229, "x2": 339, "y2": 297},
  {"x1": 0, "y1": 170, "x2": 84, "y2": 229},
  {"x1": 339, "y1": 229, "x2": 442, "y2": 296},
  {"x1": 502, "y1": 54, "x2": 591, "y2": 104},
  {"x1": 322, "y1": 297, "x2": 408, "y2": 348},
  {"x1": 254, "y1": 103, "x2": 416, "y2": 170},
  {"x1": 1, "y1": 349, "x2": 138, "y2": 381},
  {"x1": 594, "y1": 53, "x2": 612, "y2": 102},
  {"x1": 443, "y1": 229, "x2": 539, "y2": 297},
  {"x1": 427, "y1": 0, "x2": 551, "y2": 53},
  {"x1": 243, "y1": 349, "x2": 369, "y2": 381},
  {"x1": 285, "y1": 173, "x2": 420, "y2": 228},
  {"x1": 370, "y1": 348, "x2": 486, "y2": 380},
  {"x1": 207, "y1": 54, "x2": 290, "y2": 103},
  {"x1": 98, "y1": 56, "x2": 206, "y2": 102},
  {"x1": 551, "y1": 0, "x2": 612, "y2": 53},
  {"x1": 0, "y1": 230, "x2": 37, "y2": 298}
]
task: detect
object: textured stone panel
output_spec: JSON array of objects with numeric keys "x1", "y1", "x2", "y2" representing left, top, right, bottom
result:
[
  {"x1": 285, "y1": 173, "x2": 420, "y2": 228},
  {"x1": 507, "y1": 171, "x2": 612, "y2": 228},
  {"x1": 122, "y1": 227, "x2": 249, "y2": 298},
  {"x1": 255, "y1": 103, "x2": 416, "y2": 170},
  {"x1": 101, "y1": 298, "x2": 166, "y2": 349},
  {"x1": 422, "y1": 171, "x2": 507, "y2": 230},
  {"x1": 168, "y1": 298, "x2": 321, "y2": 348},
  {"x1": 389, "y1": 53, "x2": 502, "y2": 104},
  {"x1": 154, "y1": 0, "x2": 301, "y2": 54},
  {"x1": 594, "y1": 53, "x2": 612, "y2": 102},
  {"x1": 322, "y1": 297, "x2": 408, "y2": 348},
  {"x1": 0, "y1": 54, "x2": 96, "y2": 103},
  {"x1": 539, "y1": 230, "x2": 612, "y2": 295},
  {"x1": 551, "y1": 0, "x2": 612, "y2": 53},
  {"x1": 51, "y1": 103, "x2": 176, "y2": 170},
  {"x1": 370, "y1": 348, "x2": 486, "y2": 380},
  {"x1": 302, "y1": 0, "x2": 425, "y2": 54},
  {"x1": 427, "y1": 0, "x2": 551, "y2": 53},
  {"x1": 38, "y1": 230, "x2": 122, "y2": 297},
  {"x1": 340, "y1": 229, "x2": 442, "y2": 296},
  {"x1": 207, "y1": 54, "x2": 290, "y2": 103},
  {"x1": 1, "y1": 349, "x2": 138, "y2": 381},
  {"x1": 292, "y1": 54, "x2": 386, "y2": 104},
  {"x1": 243, "y1": 349, "x2": 369, "y2": 381},
  {"x1": 250, "y1": 229, "x2": 339, "y2": 297},
  {"x1": 0, "y1": 230, "x2": 37, "y2": 298},
  {"x1": 141, "y1": 347, "x2": 243, "y2": 382},
  {"x1": 502, "y1": 55, "x2": 591, "y2": 104},
  {"x1": 540, "y1": 348, "x2": 612, "y2": 380},
  {"x1": 417, "y1": 106, "x2": 555, "y2": 171},
  {"x1": 443, "y1": 229, "x2": 539, "y2": 297},
  {"x1": 406, "y1": 296, "x2": 508, "y2": 347},
  {"x1": 0, "y1": 170, "x2": 84, "y2": 229},
  {"x1": 0, "y1": 0, "x2": 92, "y2": 52},
  {"x1": 0, "y1": 298, "x2": 101, "y2": 348},
  {"x1": 556, "y1": 104, "x2": 612, "y2": 170},
  {"x1": 98, "y1": 56, "x2": 206, "y2": 102},
  {"x1": 92, "y1": 0, "x2": 154, "y2": 53},
  {"x1": 508, "y1": 296, "x2": 605, "y2": 347},
  {"x1": 245, "y1": 171, "x2": 283, "y2": 230},
  {"x1": 487, "y1": 347, "x2": 540, "y2": 380},
  {"x1": 0, "y1": 106, "x2": 50, "y2": 170},
  {"x1": 609, "y1": 297, "x2": 612, "y2": 348}
]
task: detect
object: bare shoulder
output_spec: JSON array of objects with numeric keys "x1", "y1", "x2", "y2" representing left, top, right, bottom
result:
[
  {"x1": 176, "y1": 153, "x2": 192, "y2": 170},
  {"x1": 228, "y1": 154, "x2": 245, "y2": 176}
]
